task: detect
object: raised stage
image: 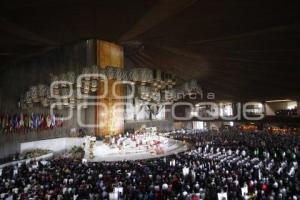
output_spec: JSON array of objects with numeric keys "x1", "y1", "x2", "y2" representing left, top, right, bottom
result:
[
  {"x1": 85, "y1": 136, "x2": 189, "y2": 162},
  {"x1": 19, "y1": 135, "x2": 189, "y2": 162}
]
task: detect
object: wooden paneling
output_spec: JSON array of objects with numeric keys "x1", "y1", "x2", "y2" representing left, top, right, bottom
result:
[
  {"x1": 97, "y1": 40, "x2": 124, "y2": 69},
  {"x1": 95, "y1": 40, "x2": 124, "y2": 137}
]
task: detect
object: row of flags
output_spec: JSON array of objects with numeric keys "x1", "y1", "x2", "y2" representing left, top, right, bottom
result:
[{"x1": 0, "y1": 113, "x2": 63, "y2": 131}]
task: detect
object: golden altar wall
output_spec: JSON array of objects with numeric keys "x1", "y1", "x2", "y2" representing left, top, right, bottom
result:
[{"x1": 95, "y1": 40, "x2": 124, "y2": 137}]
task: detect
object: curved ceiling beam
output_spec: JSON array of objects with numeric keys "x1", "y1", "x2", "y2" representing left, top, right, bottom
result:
[
  {"x1": 119, "y1": 0, "x2": 197, "y2": 42},
  {"x1": 138, "y1": 49, "x2": 191, "y2": 80},
  {"x1": 0, "y1": 18, "x2": 59, "y2": 46},
  {"x1": 187, "y1": 23, "x2": 300, "y2": 45}
]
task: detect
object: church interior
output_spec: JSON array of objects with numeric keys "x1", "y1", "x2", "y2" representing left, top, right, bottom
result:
[{"x1": 0, "y1": 0, "x2": 300, "y2": 199}]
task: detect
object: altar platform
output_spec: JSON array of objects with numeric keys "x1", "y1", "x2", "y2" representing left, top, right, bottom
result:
[{"x1": 85, "y1": 136, "x2": 189, "y2": 162}]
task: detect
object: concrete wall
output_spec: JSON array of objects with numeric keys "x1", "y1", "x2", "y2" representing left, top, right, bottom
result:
[
  {"x1": 125, "y1": 120, "x2": 173, "y2": 132},
  {"x1": 265, "y1": 101, "x2": 297, "y2": 116},
  {"x1": 0, "y1": 40, "x2": 96, "y2": 158},
  {"x1": 20, "y1": 137, "x2": 84, "y2": 153},
  {"x1": 124, "y1": 104, "x2": 174, "y2": 132},
  {"x1": 173, "y1": 122, "x2": 188, "y2": 129},
  {"x1": 0, "y1": 107, "x2": 89, "y2": 158},
  {"x1": 0, "y1": 40, "x2": 178, "y2": 158},
  {"x1": 208, "y1": 121, "x2": 223, "y2": 131},
  {"x1": 0, "y1": 129, "x2": 70, "y2": 158},
  {"x1": 265, "y1": 104, "x2": 276, "y2": 116},
  {"x1": 83, "y1": 105, "x2": 96, "y2": 134}
]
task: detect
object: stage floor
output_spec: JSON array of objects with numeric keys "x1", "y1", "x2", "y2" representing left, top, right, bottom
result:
[{"x1": 85, "y1": 137, "x2": 189, "y2": 162}]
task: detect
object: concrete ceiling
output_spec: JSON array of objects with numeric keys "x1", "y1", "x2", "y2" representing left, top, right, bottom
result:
[{"x1": 0, "y1": 0, "x2": 299, "y2": 100}]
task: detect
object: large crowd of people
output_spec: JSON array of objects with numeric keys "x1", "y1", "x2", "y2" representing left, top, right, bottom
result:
[
  {"x1": 275, "y1": 109, "x2": 298, "y2": 117},
  {"x1": 0, "y1": 130, "x2": 300, "y2": 199}
]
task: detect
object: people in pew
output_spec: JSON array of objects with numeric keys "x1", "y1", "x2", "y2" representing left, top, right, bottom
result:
[{"x1": 0, "y1": 130, "x2": 299, "y2": 199}]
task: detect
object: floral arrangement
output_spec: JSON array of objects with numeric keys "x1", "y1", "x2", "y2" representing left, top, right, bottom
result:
[
  {"x1": 89, "y1": 141, "x2": 95, "y2": 159},
  {"x1": 22, "y1": 149, "x2": 51, "y2": 159},
  {"x1": 69, "y1": 146, "x2": 85, "y2": 159}
]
